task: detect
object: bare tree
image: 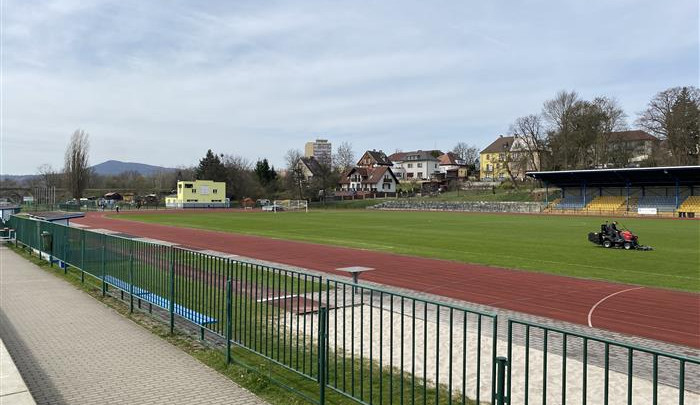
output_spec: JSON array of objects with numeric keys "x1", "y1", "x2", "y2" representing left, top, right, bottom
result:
[
  {"x1": 333, "y1": 141, "x2": 356, "y2": 173},
  {"x1": 591, "y1": 97, "x2": 627, "y2": 167},
  {"x1": 64, "y1": 129, "x2": 91, "y2": 199},
  {"x1": 509, "y1": 114, "x2": 545, "y2": 172},
  {"x1": 221, "y1": 155, "x2": 259, "y2": 199},
  {"x1": 637, "y1": 86, "x2": 700, "y2": 165},
  {"x1": 451, "y1": 142, "x2": 479, "y2": 170},
  {"x1": 285, "y1": 149, "x2": 305, "y2": 199},
  {"x1": 542, "y1": 90, "x2": 580, "y2": 169},
  {"x1": 37, "y1": 164, "x2": 62, "y2": 188}
]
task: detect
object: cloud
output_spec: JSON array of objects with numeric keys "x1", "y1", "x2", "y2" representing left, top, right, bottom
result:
[{"x1": 2, "y1": 0, "x2": 697, "y2": 173}]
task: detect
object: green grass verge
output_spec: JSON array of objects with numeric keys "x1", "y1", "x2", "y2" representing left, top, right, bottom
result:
[{"x1": 114, "y1": 211, "x2": 699, "y2": 291}]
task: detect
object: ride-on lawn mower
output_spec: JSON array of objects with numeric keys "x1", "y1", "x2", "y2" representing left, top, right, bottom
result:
[{"x1": 588, "y1": 221, "x2": 653, "y2": 251}]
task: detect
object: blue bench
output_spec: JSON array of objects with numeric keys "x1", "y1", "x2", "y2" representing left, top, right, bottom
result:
[
  {"x1": 139, "y1": 293, "x2": 217, "y2": 325},
  {"x1": 101, "y1": 276, "x2": 217, "y2": 326},
  {"x1": 103, "y1": 275, "x2": 150, "y2": 297}
]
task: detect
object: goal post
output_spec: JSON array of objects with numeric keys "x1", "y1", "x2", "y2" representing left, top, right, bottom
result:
[{"x1": 273, "y1": 199, "x2": 308, "y2": 212}]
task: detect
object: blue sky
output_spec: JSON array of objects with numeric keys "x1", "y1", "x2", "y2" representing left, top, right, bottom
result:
[{"x1": 2, "y1": 0, "x2": 698, "y2": 174}]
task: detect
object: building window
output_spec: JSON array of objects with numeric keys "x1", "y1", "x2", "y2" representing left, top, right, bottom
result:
[
  {"x1": 184, "y1": 183, "x2": 193, "y2": 188},
  {"x1": 178, "y1": 184, "x2": 182, "y2": 189},
  {"x1": 417, "y1": 172, "x2": 423, "y2": 178},
  {"x1": 417, "y1": 163, "x2": 422, "y2": 168},
  {"x1": 407, "y1": 163, "x2": 413, "y2": 168},
  {"x1": 213, "y1": 189, "x2": 218, "y2": 194},
  {"x1": 192, "y1": 189, "x2": 197, "y2": 193}
]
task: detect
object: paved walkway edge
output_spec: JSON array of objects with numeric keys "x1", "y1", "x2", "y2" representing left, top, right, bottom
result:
[{"x1": 1, "y1": 338, "x2": 36, "y2": 405}]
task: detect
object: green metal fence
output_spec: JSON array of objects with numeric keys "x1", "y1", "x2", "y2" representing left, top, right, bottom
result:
[
  {"x1": 7, "y1": 215, "x2": 699, "y2": 405},
  {"x1": 506, "y1": 319, "x2": 700, "y2": 405},
  {"x1": 325, "y1": 278, "x2": 499, "y2": 405}
]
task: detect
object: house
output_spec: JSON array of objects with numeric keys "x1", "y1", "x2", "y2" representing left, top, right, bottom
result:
[
  {"x1": 606, "y1": 130, "x2": 658, "y2": 166},
  {"x1": 388, "y1": 150, "x2": 441, "y2": 181},
  {"x1": 357, "y1": 150, "x2": 393, "y2": 167},
  {"x1": 480, "y1": 135, "x2": 542, "y2": 181},
  {"x1": 437, "y1": 152, "x2": 468, "y2": 179},
  {"x1": 103, "y1": 192, "x2": 123, "y2": 201},
  {"x1": 165, "y1": 180, "x2": 228, "y2": 208},
  {"x1": 480, "y1": 136, "x2": 514, "y2": 181},
  {"x1": 297, "y1": 156, "x2": 324, "y2": 181},
  {"x1": 338, "y1": 166, "x2": 399, "y2": 193}
]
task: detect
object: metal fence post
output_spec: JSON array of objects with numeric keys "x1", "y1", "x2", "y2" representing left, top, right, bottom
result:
[
  {"x1": 129, "y1": 242, "x2": 134, "y2": 313},
  {"x1": 63, "y1": 227, "x2": 68, "y2": 274},
  {"x1": 496, "y1": 356, "x2": 508, "y2": 405},
  {"x1": 80, "y1": 231, "x2": 85, "y2": 283},
  {"x1": 226, "y1": 278, "x2": 233, "y2": 365},
  {"x1": 169, "y1": 246, "x2": 175, "y2": 334},
  {"x1": 101, "y1": 235, "x2": 106, "y2": 297},
  {"x1": 318, "y1": 306, "x2": 327, "y2": 405}
]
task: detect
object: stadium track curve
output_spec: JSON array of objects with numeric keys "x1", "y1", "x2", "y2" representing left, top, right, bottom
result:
[{"x1": 73, "y1": 211, "x2": 700, "y2": 349}]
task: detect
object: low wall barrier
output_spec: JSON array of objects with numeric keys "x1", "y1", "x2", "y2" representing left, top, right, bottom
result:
[{"x1": 371, "y1": 201, "x2": 546, "y2": 213}]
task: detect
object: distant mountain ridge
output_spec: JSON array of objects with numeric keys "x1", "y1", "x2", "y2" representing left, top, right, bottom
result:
[{"x1": 91, "y1": 160, "x2": 176, "y2": 176}]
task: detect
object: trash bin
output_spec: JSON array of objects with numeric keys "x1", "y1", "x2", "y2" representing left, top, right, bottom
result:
[{"x1": 41, "y1": 231, "x2": 53, "y2": 252}]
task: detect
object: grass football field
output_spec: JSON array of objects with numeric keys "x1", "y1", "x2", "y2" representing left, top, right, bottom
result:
[{"x1": 117, "y1": 210, "x2": 700, "y2": 292}]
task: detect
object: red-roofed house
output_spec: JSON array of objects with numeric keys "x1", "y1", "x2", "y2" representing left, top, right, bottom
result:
[{"x1": 437, "y1": 152, "x2": 468, "y2": 179}]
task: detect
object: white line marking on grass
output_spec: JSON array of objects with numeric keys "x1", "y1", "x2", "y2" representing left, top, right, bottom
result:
[
  {"x1": 587, "y1": 287, "x2": 644, "y2": 327},
  {"x1": 257, "y1": 294, "x2": 297, "y2": 303}
]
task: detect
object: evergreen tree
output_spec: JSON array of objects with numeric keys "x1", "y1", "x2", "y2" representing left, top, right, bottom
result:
[
  {"x1": 195, "y1": 149, "x2": 227, "y2": 181},
  {"x1": 254, "y1": 159, "x2": 276, "y2": 186}
]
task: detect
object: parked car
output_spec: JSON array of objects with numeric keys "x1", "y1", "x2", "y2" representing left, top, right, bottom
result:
[
  {"x1": 261, "y1": 204, "x2": 284, "y2": 212},
  {"x1": 256, "y1": 199, "x2": 271, "y2": 207}
]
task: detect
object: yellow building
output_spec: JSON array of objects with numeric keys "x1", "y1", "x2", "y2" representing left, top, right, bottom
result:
[
  {"x1": 165, "y1": 180, "x2": 228, "y2": 208},
  {"x1": 480, "y1": 136, "x2": 514, "y2": 181}
]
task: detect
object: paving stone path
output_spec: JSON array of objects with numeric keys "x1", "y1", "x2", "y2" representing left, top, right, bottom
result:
[{"x1": 0, "y1": 246, "x2": 268, "y2": 405}]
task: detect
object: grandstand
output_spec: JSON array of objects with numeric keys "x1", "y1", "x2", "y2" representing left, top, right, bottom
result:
[
  {"x1": 528, "y1": 166, "x2": 700, "y2": 217},
  {"x1": 585, "y1": 196, "x2": 625, "y2": 211},
  {"x1": 679, "y1": 196, "x2": 700, "y2": 214}
]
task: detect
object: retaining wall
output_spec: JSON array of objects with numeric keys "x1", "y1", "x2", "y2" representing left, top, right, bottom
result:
[{"x1": 370, "y1": 200, "x2": 546, "y2": 213}]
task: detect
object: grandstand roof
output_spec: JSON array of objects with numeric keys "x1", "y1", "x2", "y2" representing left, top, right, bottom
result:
[{"x1": 526, "y1": 166, "x2": 700, "y2": 187}]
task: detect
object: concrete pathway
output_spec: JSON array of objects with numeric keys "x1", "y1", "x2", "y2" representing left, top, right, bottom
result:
[
  {"x1": 0, "y1": 246, "x2": 268, "y2": 405},
  {"x1": 1, "y1": 338, "x2": 35, "y2": 405}
]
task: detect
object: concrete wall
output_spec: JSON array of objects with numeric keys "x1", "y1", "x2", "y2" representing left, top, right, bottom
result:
[{"x1": 370, "y1": 200, "x2": 545, "y2": 213}]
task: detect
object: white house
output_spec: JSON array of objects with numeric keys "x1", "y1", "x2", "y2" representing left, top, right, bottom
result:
[
  {"x1": 338, "y1": 166, "x2": 399, "y2": 193},
  {"x1": 388, "y1": 150, "x2": 441, "y2": 180}
]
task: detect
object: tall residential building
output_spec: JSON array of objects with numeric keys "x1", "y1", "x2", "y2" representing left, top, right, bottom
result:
[{"x1": 304, "y1": 139, "x2": 332, "y2": 167}]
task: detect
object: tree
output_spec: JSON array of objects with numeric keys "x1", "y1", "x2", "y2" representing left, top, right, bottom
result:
[
  {"x1": 222, "y1": 155, "x2": 260, "y2": 200},
  {"x1": 637, "y1": 86, "x2": 700, "y2": 165},
  {"x1": 37, "y1": 164, "x2": 62, "y2": 189},
  {"x1": 509, "y1": 114, "x2": 545, "y2": 173},
  {"x1": 591, "y1": 97, "x2": 627, "y2": 167},
  {"x1": 64, "y1": 129, "x2": 91, "y2": 199},
  {"x1": 285, "y1": 149, "x2": 305, "y2": 199},
  {"x1": 542, "y1": 90, "x2": 580, "y2": 169},
  {"x1": 195, "y1": 149, "x2": 227, "y2": 181},
  {"x1": 254, "y1": 159, "x2": 277, "y2": 186},
  {"x1": 333, "y1": 141, "x2": 355, "y2": 173},
  {"x1": 451, "y1": 142, "x2": 479, "y2": 171}
]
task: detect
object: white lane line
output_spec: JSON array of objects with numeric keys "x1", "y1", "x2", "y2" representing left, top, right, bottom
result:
[
  {"x1": 587, "y1": 287, "x2": 644, "y2": 327},
  {"x1": 257, "y1": 294, "x2": 297, "y2": 303}
]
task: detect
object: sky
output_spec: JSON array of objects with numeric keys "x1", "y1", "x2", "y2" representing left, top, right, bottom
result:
[{"x1": 1, "y1": 0, "x2": 698, "y2": 174}]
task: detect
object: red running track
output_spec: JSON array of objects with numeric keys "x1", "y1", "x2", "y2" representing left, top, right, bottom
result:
[{"x1": 74, "y1": 211, "x2": 700, "y2": 349}]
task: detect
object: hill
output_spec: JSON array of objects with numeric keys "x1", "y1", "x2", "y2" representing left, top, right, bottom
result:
[{"x1": 91, "y1": 160, "x2": 175, "y2": 176}]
